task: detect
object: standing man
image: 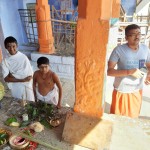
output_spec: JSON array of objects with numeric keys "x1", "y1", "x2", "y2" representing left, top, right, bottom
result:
[
  {"x1": 1, "y1": 36, "x2": 34, "y2": 105},
  {"x1": 107, "y1": 24, "x2": 150, "y2": 118}
]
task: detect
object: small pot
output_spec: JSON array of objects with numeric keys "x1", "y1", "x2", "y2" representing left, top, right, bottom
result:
[{"x1": 49, "y1": 119, "x2": 61, "y2": 127}]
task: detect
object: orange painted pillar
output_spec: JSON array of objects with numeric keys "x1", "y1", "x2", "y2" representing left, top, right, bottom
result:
[
  {"x1": 36, "y1": 0, "x2": 54, "y2": 54},
  {"x1": 74, "y1": 0, "x2": 120, "y2": 118},
  {"x1": 112, "y1": 0, "x2": 120, "y2": 18}
]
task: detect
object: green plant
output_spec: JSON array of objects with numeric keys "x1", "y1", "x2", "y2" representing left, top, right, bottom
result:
[
  {"x1": 4, "y1": 117, "x2": 17, "y2": 126},
  {"x1": 25, "y1": 102, "x2": 54, "y2": 121}
]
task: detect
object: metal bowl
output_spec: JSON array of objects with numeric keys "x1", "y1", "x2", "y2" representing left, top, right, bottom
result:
[{"x1": 48, "y1": 118, "x2": 61, "y2": 127}]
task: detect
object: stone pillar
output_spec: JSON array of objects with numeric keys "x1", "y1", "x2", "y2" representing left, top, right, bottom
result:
[
  {"x1": 112, "y1": 0, "x2": 120, "y2": 18},
  {"x1": 36, "y1": 0, "x2": 54, "y2": 54},
  {"x1": 62, "y1": 0, "x2": 120, "y2": 149},
  {"x1": 74, "y1": 0, "x2": 114, "y2": 118}
]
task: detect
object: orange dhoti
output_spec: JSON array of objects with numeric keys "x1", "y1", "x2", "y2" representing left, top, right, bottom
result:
[{"x1": 110, "y1": 89, "x2": 142, "y2": 118}]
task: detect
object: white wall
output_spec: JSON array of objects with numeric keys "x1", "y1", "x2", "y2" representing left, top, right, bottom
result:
[
  {"x1": 0, "y1": 0, "x2": 25, "y2": 44},
  {"x1": 0, "y1": 0, "x2": 37, "y2": 48}
]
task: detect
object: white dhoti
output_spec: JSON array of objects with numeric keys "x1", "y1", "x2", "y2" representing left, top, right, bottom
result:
[
  {"x1": 1, "y1": 51, "x2": 35, "y2": 101},
  {"x1": 36, "y1": 86, "x2": 58, "y2": 105},
  {"x1": 9, "y1": 81, "x2": 34, "y2": 101}
]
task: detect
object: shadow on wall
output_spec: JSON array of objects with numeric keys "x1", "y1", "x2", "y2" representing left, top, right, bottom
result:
[{"x1": 104, "y1": 102, "x2": 111, "y2": 114}]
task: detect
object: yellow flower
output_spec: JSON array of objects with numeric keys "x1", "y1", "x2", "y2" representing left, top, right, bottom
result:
[{"x1": 0, "y1": 82, "x2": 5, "y2": 100}]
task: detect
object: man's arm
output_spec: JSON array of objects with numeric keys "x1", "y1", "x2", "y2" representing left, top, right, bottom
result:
[
  {"x1": 53, "y1": 73, "x2": 62, "y2": 109},
  {"x1": 4, "y1": 73, "x2": 32, "y2": 83},
  {"x1": 107, "y1": 61, "x2": 129, "y2": 77},
  {"x1": 107, "y1": 61, "x2": 144, "y2": 78}
]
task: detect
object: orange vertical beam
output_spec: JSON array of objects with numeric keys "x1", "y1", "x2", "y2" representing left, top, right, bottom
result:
[
  {"x1": 36, "y1": 0, "x2": 54, "y2": 54},
  {"x1": 74, "y1": 0, "x2": 119, "y2": 118},
  {"x1": 112, "y1": 0, "x2": 120, "y2": 18},
  {"x1": 62, "y1": 0, "x2": 120, "y2": 148}
]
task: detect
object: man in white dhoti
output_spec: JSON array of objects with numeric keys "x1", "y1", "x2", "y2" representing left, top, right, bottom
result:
[
  {"x1": 1, "y1": 36, "x2": 34, "y2": 103},
  {"x1": 33, "y1": 57, "x2": 62, "y2": 108}
]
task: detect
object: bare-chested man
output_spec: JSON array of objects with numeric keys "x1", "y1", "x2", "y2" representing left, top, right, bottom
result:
[{"x1": 33, "y1": 57, "x2": 62, "y2": 108}]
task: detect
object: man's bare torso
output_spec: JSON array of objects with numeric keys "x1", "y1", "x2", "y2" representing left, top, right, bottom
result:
[{"x1": 34, "y1": 70, "x2": 55, "y2": 96}]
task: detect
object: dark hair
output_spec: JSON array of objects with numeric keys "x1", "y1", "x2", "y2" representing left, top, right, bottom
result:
[
  {"x1": 37, "y1": 56, "x2": 49, "y2": 67},
  {"x1": 125, "y1": 24, "x2": 140, "y2": 36},
  {"x1": 4, "y1": 36, "x2": 18, "y2": 48}
]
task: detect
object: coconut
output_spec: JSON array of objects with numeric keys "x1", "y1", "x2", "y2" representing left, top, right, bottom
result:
[{"x1": 29, "y1": 122, "x2": 44, "y2": 132}]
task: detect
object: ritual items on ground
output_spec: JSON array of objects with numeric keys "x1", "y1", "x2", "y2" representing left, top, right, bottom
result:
[
  {"x1": 4, "y1": 117, "x2": 20, "y2": 127},
  {"x1": 4, "y1": 106, "x2": 62, "y2": 129},
  {"x1": 22, "y1": 113, "x2": 29, "y2": 121},
  {"x1": 9, "y1": 128, "x2": 38, "y2": 150},
  {"x1": 49, "y1": 118, "x2": 61, "y2": 127},
  {"x1": 25, "y1": 102, "x2": 62, "y2": 128},
  {"x1": 47, "y1": 111, "x2": 62, "y2": 127},
  {"x1": 9, "y1": 135, "x2": 29, "y2": 149},
  {"x1": 25, "y1": 102, "x2": 54, "y2": 121},
  {"x1": 28, "y1": 140, "x2": 38, "y2": 150},
  {"x1": 2, "y1": 102, "x2": 62, "y2": 149},
  {"x1": 20, "y1": 120, "x2": 31, "y2": 127},
  {"x1": 1, "y1": 100, "x2": 62, "y2": 150},
  {"x1": 22, "y1": 128, "x2": 38, "y2": 150},
  {"x1": 29, "y1": 122, "x2": 44, "y2": 132},
  {"x1": 0, "y1": 128, "x2": 12, "y2": 148}
]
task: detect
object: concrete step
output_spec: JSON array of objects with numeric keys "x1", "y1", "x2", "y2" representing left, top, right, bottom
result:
[{"x1": 20, "y1": 49, "x2": 38, "y2": 59}]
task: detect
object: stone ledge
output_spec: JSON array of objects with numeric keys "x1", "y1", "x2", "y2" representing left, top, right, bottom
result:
[
  {"x1": 30, "y1": 53, "x2": 74, "y2": 79},
  {"x1": 62, "y1": 112, "x2": 113, "y2": 150},
  {"x1": 31, "y1": 53, "x2": 62, "y2": 64}
]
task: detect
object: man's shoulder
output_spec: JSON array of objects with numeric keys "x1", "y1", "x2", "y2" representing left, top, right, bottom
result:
[
  {"x1": 33, "y1": 70, "x2": 40, "y2": 79},
  {"x1": 17, "y1": 51, "x2": 31, "y2": 62},
  {"x1": 17, "y1": 51, "x2": 27, "y2": 57},
  {"x1": 116, "y1": 43, "x2": 126, "y2": 49},
  {"x1": 139, "y1": 43, "x2": 149, "y2": 49},
  {"x1": 112, "y1": 44, "x2": 127, "y2": 53},
  {"x1": 34, "y1": 70, "x2": 40, "y2": 75}
]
